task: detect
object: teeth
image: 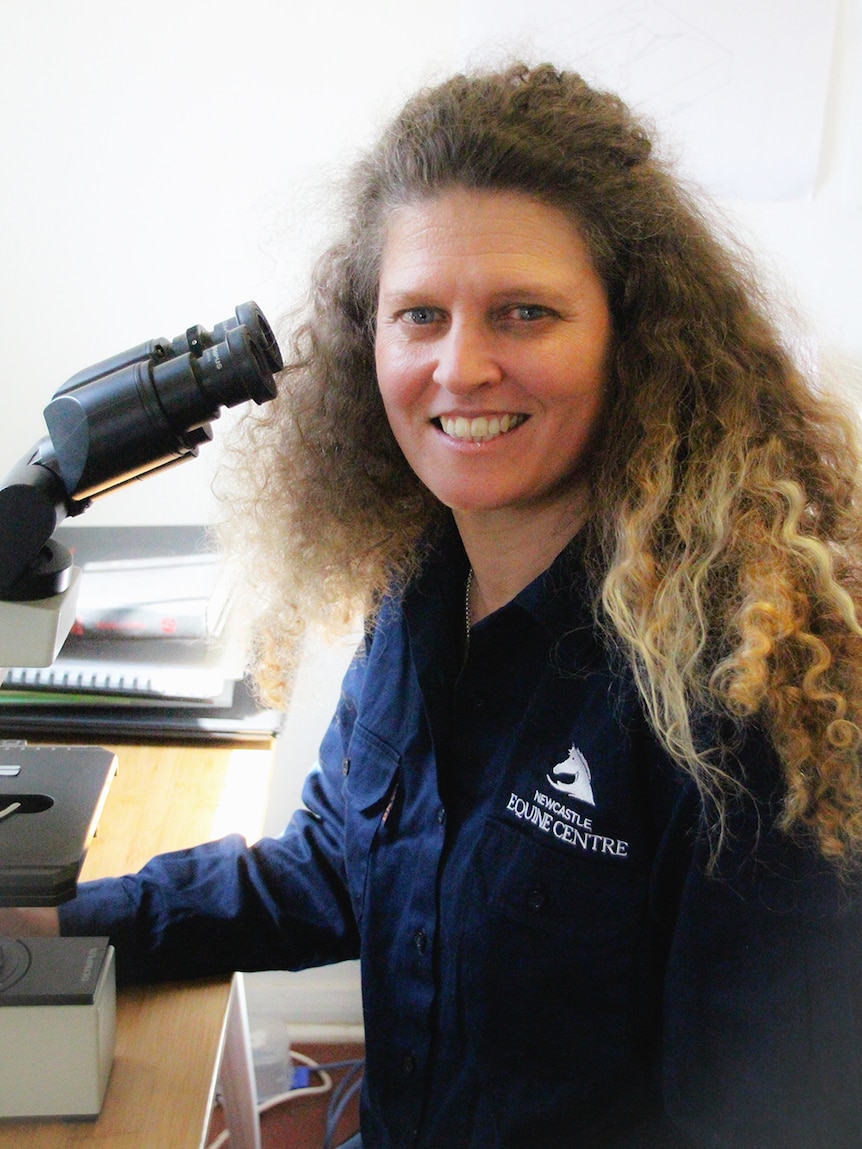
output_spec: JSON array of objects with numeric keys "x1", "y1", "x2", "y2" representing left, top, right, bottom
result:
[{"x1": 440, "y1": 413, "x2": 526, "y2": 442}]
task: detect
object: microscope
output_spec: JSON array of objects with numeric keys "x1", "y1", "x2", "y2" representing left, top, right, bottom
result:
[{"x1": 0, "y1": 302, "x2": 281, "y2": 1117}]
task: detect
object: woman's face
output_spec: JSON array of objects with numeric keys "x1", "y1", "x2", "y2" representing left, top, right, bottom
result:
[{"x1": 374, "y1": 188, "x2": 612, "y2": 528}]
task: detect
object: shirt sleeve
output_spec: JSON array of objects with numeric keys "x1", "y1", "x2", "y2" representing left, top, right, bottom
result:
[{"x1": 58, "y1": 653, "x2": 367, "y2": 987}]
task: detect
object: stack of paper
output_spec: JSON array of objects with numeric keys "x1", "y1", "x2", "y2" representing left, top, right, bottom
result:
[{"x1": 0, "y1": 525, "x2": 281, "y2": 744}]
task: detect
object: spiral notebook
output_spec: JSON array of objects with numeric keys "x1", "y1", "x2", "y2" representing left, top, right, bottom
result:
[{"x1": 0, "y1": 526, "x2": 281, "y2": 744}]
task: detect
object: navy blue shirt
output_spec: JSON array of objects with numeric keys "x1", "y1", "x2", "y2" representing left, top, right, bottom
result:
[{"x1": 60, "y1": 525, "x2": 862, "y2": 1148}]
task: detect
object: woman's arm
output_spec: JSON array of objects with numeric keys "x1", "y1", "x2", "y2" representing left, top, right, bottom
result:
[
  {"x1": 52, "y1": 648, "x2": 369, "y2": 986},
  {"x1": 0, "y1": 906, "x2": 59, "y2": 935}
]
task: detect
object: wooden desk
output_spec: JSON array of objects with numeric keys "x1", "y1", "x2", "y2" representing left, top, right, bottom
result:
[{"x1": 0, "y1": 741, "x2": 273, "y2": 1149}]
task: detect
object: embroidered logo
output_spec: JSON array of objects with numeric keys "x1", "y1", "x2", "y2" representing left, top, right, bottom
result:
[
  {"x1": 504, "y1": 745, "x2": 629, "y2": 859},
  {"x1": 546, "y1": 745, "x2": 595, "y2": 806}
]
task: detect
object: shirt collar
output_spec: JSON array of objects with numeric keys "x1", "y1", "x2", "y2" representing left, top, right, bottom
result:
[{"x1": 411, "y1": 515, "x2": 596, "y2": 642}]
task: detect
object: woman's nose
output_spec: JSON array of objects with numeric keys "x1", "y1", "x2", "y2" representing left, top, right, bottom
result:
[{"x1": 431, "y1": 321, "x2": 503, "y2": 393}]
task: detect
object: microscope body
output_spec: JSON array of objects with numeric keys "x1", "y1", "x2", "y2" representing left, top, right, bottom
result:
[{"x1": 0, "y1": 304, "x2": 281, "y2": 1118}]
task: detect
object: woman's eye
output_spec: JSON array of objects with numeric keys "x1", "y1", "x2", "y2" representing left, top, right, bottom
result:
[
  {"x1": 505, "y1": 304, "x2": 552, "y2": 322},
  {"x1": 400, "y1": 306, "x2": 440, "y2": 325}
]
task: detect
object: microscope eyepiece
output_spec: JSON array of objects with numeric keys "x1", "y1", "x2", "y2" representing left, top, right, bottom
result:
[{"x1": 42, "y1": 301, "x2": 281, "y2": 502}]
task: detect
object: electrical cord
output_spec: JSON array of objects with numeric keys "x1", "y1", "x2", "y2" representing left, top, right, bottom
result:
[
  {"x1": 207, "y1": 1048, "x2": 365, "y2": 1149},
  {"x1": 323, "y1": 1058, "x2": 365, "y2": 1149}
]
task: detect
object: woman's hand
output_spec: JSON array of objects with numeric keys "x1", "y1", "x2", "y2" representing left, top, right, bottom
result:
[{"x1": 0, "y1": 906, "x2": 60, "y2": 936}]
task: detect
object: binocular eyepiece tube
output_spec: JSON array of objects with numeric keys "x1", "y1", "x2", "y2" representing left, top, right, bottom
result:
[{"x1": 45, "y1": 301, "x2": 282, "y2": 502}]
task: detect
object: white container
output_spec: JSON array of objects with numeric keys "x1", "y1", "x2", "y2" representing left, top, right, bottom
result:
[{"x1": 248, "y1": 1013, "x2": 294, "y2": 1103}]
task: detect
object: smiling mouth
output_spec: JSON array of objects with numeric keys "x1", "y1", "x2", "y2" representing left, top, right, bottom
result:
[{"x1": 436, "y1": 413, "x2": 528, "y2": 443}]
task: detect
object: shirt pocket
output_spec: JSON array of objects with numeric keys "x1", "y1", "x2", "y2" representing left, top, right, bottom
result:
[
  {"x1": 463, "y1": 818, "x2": 648, "y2": 1077},
  {"x1": 342, "y1": 721, "x2": 401, "y2": 924}
]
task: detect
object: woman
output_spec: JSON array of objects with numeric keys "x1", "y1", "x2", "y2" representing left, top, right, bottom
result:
[{"x1": 5, "y1": 64, "x2": 862, "y2": 1147}]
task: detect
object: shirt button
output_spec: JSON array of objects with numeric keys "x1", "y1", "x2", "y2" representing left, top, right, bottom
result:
[
  {"x1": 526, "y1": 888, "x2": 546, "y2": 913},
  {"x1": 436, "y1": 806, "x2": 446, "y2": 826},
  {"x1": 414, "y1": 929, "x2": 427, "y2": 954},
  {"x1": 341, "y1": 757, "x2": 350, "y2": 777},
  {"x1": 402, "y1": 1053, "x2": 416, "y2": 1076}
]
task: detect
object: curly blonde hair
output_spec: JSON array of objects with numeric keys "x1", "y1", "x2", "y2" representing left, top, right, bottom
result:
[{"x1": 217, "y1": 63, "x2": 862, "y2": 863}]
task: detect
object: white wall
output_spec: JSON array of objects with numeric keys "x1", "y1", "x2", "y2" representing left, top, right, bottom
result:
[
  {"x1": 0, "y1": 0, "x2": 462, "y2": 524},
  {"x1": 724, "y1": 0, "x2": 862, "y2": 389},
  {"x1": 2, "y1": 0, "x2": 860, "y2": 527}
]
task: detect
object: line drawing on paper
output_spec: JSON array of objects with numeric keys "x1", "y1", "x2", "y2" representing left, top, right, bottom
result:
[{"x1": 561, "y1": 0, "x2": 734, "y2": 118}]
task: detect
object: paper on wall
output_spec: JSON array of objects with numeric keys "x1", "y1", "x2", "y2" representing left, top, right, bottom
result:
[{"x1": 458, "y1": 0, "x2": 839, "y2": 200}]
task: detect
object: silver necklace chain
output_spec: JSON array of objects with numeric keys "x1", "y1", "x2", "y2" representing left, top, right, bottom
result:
[{"x1": 465, "y1": 568, "x2": 474, "y2": 643}]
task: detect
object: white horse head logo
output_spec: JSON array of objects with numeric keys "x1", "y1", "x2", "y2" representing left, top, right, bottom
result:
[{"x1": 546, "y1": 745, "x2": 595, "y2": 806}]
